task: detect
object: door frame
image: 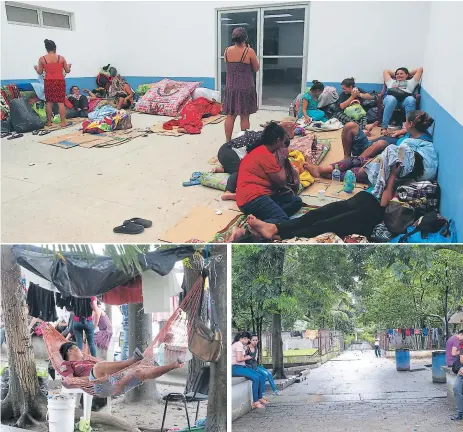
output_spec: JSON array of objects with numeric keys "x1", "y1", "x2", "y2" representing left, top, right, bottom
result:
[{"x1": 215, "y1": 2, "x2": 310, "y2": 111}]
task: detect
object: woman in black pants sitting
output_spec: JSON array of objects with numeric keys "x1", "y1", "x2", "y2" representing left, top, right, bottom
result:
[{"x1": 237, "y1": 156, "x2": 423, "y2": 242}]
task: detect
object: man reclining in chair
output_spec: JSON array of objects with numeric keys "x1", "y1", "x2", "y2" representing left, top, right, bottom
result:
[{"x1": 59, "y1": 342, "x2": 183, "y2": 396}]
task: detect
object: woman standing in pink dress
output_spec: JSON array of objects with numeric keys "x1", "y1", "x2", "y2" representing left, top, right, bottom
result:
[
  {"x1": 222, "y1": 27, "x2": 260, "y2": 141},
  {"x1": 93, "y1": 301, "x2": 113, "y2": 354}
]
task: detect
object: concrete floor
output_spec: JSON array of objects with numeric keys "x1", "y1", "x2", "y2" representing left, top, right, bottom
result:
[
  {"x1": 1, "y1": 110, "x2": 285, "y2": 243},
  {"x1": 233, "y1": 350, "x2": 460, "y2": 432}
]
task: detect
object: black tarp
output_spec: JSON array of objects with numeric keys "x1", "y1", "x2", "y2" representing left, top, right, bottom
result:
[{"x1": 13, "y1": 245, "x2": 195, "y2": 297}]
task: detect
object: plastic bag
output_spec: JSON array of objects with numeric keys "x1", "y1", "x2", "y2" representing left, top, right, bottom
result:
[
  {"x1": 9, "y1": 98, "x2": 44, "y2": 133},
  {"x1": 32, "y1": 102, "x2": 47, "y2": 122}
]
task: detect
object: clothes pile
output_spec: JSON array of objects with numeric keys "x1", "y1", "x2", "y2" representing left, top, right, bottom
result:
[
  {"x1": 162, "y1": 97, "x2": 222, "y2": 134},
  {"x1": 82, "y1": 108, "x2": 129, "y2": 134}
]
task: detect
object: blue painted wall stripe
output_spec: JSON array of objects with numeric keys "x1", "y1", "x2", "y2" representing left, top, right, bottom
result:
[{"x1": 420, "y1": 87, "x2": 463, "y2": 242}]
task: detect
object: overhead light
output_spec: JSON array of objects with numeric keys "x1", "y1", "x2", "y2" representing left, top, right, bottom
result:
[
  {"x1": 265, "y1": 14, "x2": 292, "y2": 19},
  {"x1": 275, "y1": 20, "x2": 304, "y2": 24},
  {"x1": 223, "y1": 23, "x2": 249, "y2": 26},
  {"x1": 221, "y1": 18, "x2": 232, "y2": 21}
]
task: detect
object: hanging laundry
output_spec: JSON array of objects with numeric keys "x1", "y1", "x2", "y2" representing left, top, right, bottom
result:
[
  {"x1": 162, "y1": 97, "x2": 222, "y2": 135},
  {"x1": 414, "y1": 328, "x2": 422, "y2": 335},
  {"x1": 142, "y1": 270, "x2": 181, "y2": 314},
  {"x1": 409, "y1": 328, "x2": 414, "y2": 336},
  {"x1": 26, "y1": 283, "x2": 58, "y2": 322},
  {"x1": 55, "y1": 294, "x2": 94, "y2": 320},
  {"x1": 21, "y1": 266, "x2": 57, "y2": 292},
  {"x1": 387, "y1": 329, "x2": 393, "y2": 335},
  {"x1": 397, "y1": 328, "x2": 402, "y2": 333},
  {"x1": 102, "y1": 276, "x2": 143, "y2": 305},
  {"x1": 423, "y1": 328, "x2": 429, "y2": 337}
]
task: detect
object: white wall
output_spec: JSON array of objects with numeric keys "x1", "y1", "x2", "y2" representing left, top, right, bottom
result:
[
  {"x1": 1, "y1": 1, "x2": 109, "y2": 80},
  {"x1": 0, "y1": 1, "x2": 433, "y2": 86},
  {"x1": 422, "y1": 1, "x2": 463, "y2": 124}
]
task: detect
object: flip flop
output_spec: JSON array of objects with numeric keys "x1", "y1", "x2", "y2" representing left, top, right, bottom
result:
[
  {"x1": 123, "y1": 218, "x2": 152, "y2": 228},
  {"x1": 32, "y1": 130, "x2": 40, "y2": 135},
  {"x1": 113, "y1": 222, "x2": 145, "y2": 235},
  {"x1": 39, "y1": 130, "x2": 51, "y2": 136},
  {"x1": 1, "y1": 132, "x2": 11, "y2": 138},
  {"x1": 60, "y1": 122, "x2": 73, "y2": 129},
  {"x1": 182, "y1": 179, "x2": 201, "y2": 187},
  {"x1": 7, "y1": 133, "x2": 23, "y2": 140}
]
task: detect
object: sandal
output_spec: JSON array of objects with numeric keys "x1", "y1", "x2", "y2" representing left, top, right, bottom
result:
[
  {"x1": 7, "y1": 132, "x2": 23, "y2": 140},
  {"x1": 1, "y1": 132, "x2": 12, "y2": 138},
  {"x1": 32, "y1": 130, "x2": 41, "y2": 135},
  {"x1": 60, "y1": 122, "x2": 73, "y2": 129},
  {"x1": 113, "y1": 222, "x2": 145, "y2": 235},
  {"x1": 182, "y1": 179, "x2": 201, "y2": 187},
  {"x1": 123, "y1": 218, "x2": 152, "y2": 228},
  {"x1": 38, "y1": 130, "x2": 51, "y2": 136}
]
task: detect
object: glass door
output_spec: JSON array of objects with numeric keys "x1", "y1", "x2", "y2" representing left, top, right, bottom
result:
[
  {"x1": 217, "y1": 10, "x2": 260, "y2": 96},
  {"x1": 259, "y1": 6, "x2": 308, "y2": 110}
]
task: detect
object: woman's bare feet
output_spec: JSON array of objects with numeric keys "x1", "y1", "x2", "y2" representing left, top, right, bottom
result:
[
  {"x1": 252, "y1": 401, "x2": 266, "y2": 409},
  {"x1": 221, "y1": 191, "x2": 236, "y2": 201},
  {"x1": 229, "y1": 226, "x2": 246, "y2": 242},
  {"x1": 247, "y1": 215, "x2": 278, "y2": 240},
  {"x1": 364, "y1": 121, "x2": 378, "y2": 137},
  {"x1": 45, "y1": 122, "x2": 52, "y2": 127},
  {"x1": 211, "y1": 167, "x2": 225, "y2": 173},
  {"x1": 303, "y1": 163, "x2": 321, "y2": 178},
  {"x1": 259, "y1": 398, "x2": 270, "y2": 405}
]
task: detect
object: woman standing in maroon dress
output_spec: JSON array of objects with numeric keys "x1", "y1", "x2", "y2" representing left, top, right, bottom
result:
[
  {"x1": 35, "y1": 39, "x2": 71, "y2": 127},
  {"x1": 222, "y1": 27, "x2": 260, "y2": 141}
]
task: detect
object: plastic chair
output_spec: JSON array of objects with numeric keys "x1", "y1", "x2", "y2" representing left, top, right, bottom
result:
[{"x1": 160, "y1": 366, "x2": 210, "y2": 432}]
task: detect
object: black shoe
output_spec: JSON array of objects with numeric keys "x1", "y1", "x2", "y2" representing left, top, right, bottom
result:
[{"x1": 450, "y1": 415, "x2": 463, "y2": 421}]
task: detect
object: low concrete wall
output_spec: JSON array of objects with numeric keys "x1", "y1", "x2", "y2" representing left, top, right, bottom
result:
[
  {"x1": 232, "y1": 377, "x2": 252, "y2": 422},
  {"x1": 442, "y1": 366, "x2": 456, "y2": 405},
  {"x1": 384, "y1": 350, "x2": 433, "y2": 359}
]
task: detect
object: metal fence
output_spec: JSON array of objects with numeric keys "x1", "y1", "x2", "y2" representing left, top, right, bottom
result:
[{"x1": 379, "y1": 330, "x2": 446, "y2": 351}]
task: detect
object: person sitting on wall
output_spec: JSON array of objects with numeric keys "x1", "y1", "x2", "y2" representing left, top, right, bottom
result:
[
  {"x1": 297, "y1": 81, "x2": 327, "y2": 124},
  {"x1": 59, "y1": 342, "x2": 183, "y2": 396},
  {"x1": 246, "y1": 334, "x2": 279, "y2": 396},
  {"x1": 381, "y1": 66, "x2": 424, "y2": 135}
]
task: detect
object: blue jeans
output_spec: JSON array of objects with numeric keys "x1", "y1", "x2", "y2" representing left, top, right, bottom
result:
[
  {"x1": 73, "y1": 319, "x2": 97, "y2": 357},
  {"x1": 120, "y1": 327, "x2": 129, "y2": 361},
  {"x1": 240, "y1": 193, "x2": 302, "y2": 224},
  {"x1": 232, "y1": 365, "x2": 265, "y2": 402},
  {"x1": 454, "y1": 375, "x2": 463, "y2": 417},
  {"x1": 256, "y1": 365, "x2": 278, "y2": 394},
  {"x1": 381, "y1": 95, "x2": 416, "y2": 128}
]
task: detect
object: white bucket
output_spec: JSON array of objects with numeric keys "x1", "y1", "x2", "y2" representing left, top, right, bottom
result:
[{"x1": 47, "y1": 394, "x2": 76, "y2": 432}]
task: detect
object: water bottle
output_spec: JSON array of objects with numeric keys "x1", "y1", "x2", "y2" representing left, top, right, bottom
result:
[
  {"x1": 343, "y1": 170, "x2": 356, "y2": 193},
  {"x1": 332, "y1": 164, "x2": 341, "y2": 183},
  {"x1": 289, "y1": 102, "x2": 294, "y2": 117}
]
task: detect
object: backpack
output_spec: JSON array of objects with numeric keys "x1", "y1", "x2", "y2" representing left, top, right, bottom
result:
[
  {"x1": 344, "y1": 103, "x2": 366, "y2": 121},
  {"x1": 452, "y1": 357, "x2": 462, "y2": 374}
]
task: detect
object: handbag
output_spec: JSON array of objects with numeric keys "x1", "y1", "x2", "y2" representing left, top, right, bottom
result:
[
  {"x1": 188, "y1": 276, "x2": 223, "y2": 362},
  {"x1": 384, "y1": 202, "x2": 416, "y2": 235},
  {"x1": 386, "y1": 87, "x2": 411, "y2": 102},
  {"x1": 452, "y1": 357, "x2": 462, "y2": 375}
]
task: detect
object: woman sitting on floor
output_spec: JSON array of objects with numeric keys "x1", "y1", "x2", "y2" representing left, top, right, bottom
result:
[
  {"x1": 108, "y1": 75, "x2": 134, "y2": 110},
  {"x1": 336, "y1": 111, "x2": 437, "y2": 180},
  {"x1": 67, "y1": 86, "x2": 100, "y2": 117},
  {"x1": 213, "y1": 122, "x2": 296, "y2": 201},
  {"x1": 232, "y1": 332, "x2": 267, "y2": 410},
  {"x1": 298, "y1": 81, "x2": 327, "y2": 124},
  {"x1": 331, "y1": 77, "x2": 377, "y2": 135},
  {"x1": 235, "y1": 122, "x2": 302, "y2": 223},
  {"x1": 246, "y1": 334, "x2": 279, "y2": 396},
  {"x1": 232, "y1": 136, "x2": 431, "y2": 242}
]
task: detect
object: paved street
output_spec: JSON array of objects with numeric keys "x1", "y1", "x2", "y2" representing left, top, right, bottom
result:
[{"x1": 233, "y1": 350, "x2": 461, "y2": 432}]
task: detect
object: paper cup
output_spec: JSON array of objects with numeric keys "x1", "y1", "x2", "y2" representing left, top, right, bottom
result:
[{"x1": 318, "y1": 190, "x2": 326, "y2": 200}]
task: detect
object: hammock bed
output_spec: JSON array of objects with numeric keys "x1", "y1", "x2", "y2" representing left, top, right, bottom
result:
[{"x1": 42, "y1": 275, "x2": 204, "y2": 397}]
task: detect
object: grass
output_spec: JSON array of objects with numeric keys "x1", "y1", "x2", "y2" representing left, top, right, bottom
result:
[{"x1": 263, "y1": 348, "x2": 318, "y2": 357}]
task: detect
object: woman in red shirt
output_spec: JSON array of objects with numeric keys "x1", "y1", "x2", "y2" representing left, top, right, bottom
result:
[
  {"x1": 236, "y1": 122, "x2": 302, "y2": 225},
  {"x1": 35, "y1": 39, "x2": 71, "y2": 127}
]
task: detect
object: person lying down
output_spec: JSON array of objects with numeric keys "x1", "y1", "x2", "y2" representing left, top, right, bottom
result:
[{"x1": 59, "y1": 342, "x2": 183, "y2": 396}]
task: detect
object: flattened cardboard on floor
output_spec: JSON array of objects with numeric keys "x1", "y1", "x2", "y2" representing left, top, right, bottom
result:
[{"x1": 159, "y1": 206, "x2": 240, "y2": 243}]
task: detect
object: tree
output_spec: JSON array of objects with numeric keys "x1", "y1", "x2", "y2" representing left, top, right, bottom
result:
[
  {"x1": 1, "y1": 245, "x2": 48, "y2": 429},
  {"x1": 205, "y1": 245, "x2": 227, "y2": 432}
]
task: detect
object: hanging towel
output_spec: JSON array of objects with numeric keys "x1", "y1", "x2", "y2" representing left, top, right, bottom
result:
[
  {"x1": 102, "y1": 277, "x2": 143, "y2": 305},
  {"x1": 142, "y1": 270, "x2": 181, "y2": 313},
  {"x1": 26, "y1": 282, "x2": 58, "y2": 322}
]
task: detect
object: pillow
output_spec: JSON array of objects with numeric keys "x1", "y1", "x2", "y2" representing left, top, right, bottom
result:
[{"x1": 200, "y1": 172, "x2": 230, "y2": 191}]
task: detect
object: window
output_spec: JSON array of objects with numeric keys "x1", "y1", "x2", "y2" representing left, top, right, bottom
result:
[{"x1": 5, "y1": 2, "x2": 73, "y2": 30}]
